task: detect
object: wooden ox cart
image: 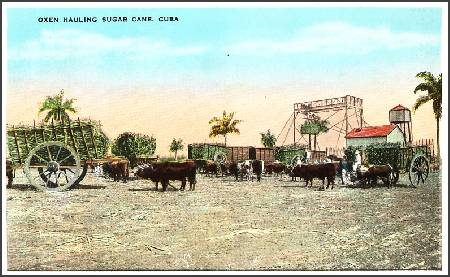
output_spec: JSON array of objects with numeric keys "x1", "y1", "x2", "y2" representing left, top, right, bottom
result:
[
  {"x1": 345, "y1": 143, "x2": 431, "y2": 188},
  {"x1": 6, "y1": 118, "x2": 127, "y2": 192}
]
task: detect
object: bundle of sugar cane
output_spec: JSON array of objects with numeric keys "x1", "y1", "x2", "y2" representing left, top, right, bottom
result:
[{"x1": 6, "y1": 118, "x2": 109, "y2": 165}]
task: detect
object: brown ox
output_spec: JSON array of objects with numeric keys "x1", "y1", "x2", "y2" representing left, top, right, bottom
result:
[
  {"x1": 103, "y1": 160, "x2": 129, "y2": 182},
  {"x1": 227, "y1": 162, "x2": 239, "y2": 181},
  {"x1": 289, "y1": 163, "x2": 339, "y2": 189},
  {"x1": 265, "y1": 162, "x2": 287, "y2": 176},
  {"x1": 136, "y1": 161, "x2": 197, "y2": 191},
  {"x1": 190, "y1": 159, "x2": 207, "y2": 173},
  {"x1": 225, "y1": 161, "x2": 251, "y2": 181},
  {"x1": 251, "y1": 160, "x2": 264, "y2": 182},
  {"x1": 204, "y1": 160, "x2": 218, "y2": 177},
  {"x1": 357, "y1": 165, "x2": 394, "y2": 187},
  {"x1": 6, "y1": 160, "x2": 14, "y2": 188},
  {"x1": 135, "y1": 163, "x2": 164, "y2": 190}
]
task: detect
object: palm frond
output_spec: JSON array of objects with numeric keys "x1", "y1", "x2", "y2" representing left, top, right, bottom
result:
[
  {"x1": 209, "y1": 111, "x2": 241, "y2": 140},
  {"x1": 44, "y1": 111, "x2": 54, "y2": 122},
  {"x1": 414, "y1": 71, "x2": 442, "y2": 121},
  {"x1": 412, "y1": 95, "x2": 431, "y2": 112},
  {"x1": 414, "y1": 83, "x2": 433, "y2": 94},
  {"x1": 416, "y1": 71, "x2": 434, "y2": 82},
  {"x1": 208, "y1": 117, "x2": 220, "y2": 124}
]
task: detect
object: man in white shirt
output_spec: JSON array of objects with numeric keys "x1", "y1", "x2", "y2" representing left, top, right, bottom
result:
[{"x1": 353, "y1": 150, "x2": 362, "y2": 172}]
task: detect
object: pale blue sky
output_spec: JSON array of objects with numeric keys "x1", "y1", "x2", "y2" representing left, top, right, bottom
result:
[
  {"x1": 8, "y1": 8, "x2": 442, "y2": 89},
  {"x1": 6, "y1": 7, "x2": 443, "y2": 153}
]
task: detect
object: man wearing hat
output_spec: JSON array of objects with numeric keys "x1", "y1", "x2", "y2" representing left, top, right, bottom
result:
[{"x1": 353, "y1": 150, "x2": 362, "y2": 172}]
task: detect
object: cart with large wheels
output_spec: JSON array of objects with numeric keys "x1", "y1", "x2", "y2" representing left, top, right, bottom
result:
[
  {"x1": 7, "y1": 118, "x2": 110, "y2": 192},
  {"x1": 406, "y1": 151, "x2": 430, "y2": 187},
  {"x1": 345, "y1": 144, "x2": 430, "y2": 188}
]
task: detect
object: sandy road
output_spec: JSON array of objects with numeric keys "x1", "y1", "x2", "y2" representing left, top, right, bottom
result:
[{"x1": 6, "y1": 170, "x2": 442, "y2": 271}]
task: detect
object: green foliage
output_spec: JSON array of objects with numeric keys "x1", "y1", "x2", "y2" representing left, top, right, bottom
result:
[
  {"x1": 112, "y1": 132, "x2": 156, "y2": 167},
  {"x1": 275, "y1": 145, "x2": 306, "y2": 165},
  {"x1": 300, "y1": 115, "x2": 330, "y2": 135},
  {"x1": 169, "y1": 138, "x2": 184, "y2": 159},
  {"x1": 345, "y1": 143, "x2": 401, "y2": 170},
  {"x1": 365, "y1": 143, "x2": 401, "y2": 170},
  {"x1": 158, "y1": 154, "x2": 187, "y2": 162},
  {"x1": 6, "y1": 119, "x2": 109, "y2": 165},
  {"x1": 209, "y1": 111, "x2": 242, "y2": 146},
  {"x1": 260, "y1": 129, "x2": 277, "y2": 148},
  {"x1": 344, "y1": 146, "x2": 363, "y2": 164},
  {"x1": 413, "y1": 71, "x2": 442, "y2": 159},
  {"x1": 38, "y1": 89, "x2": 77, "y2": 123},
  {"x1": 413, "y1": 71, "x2": 442, "y2": 120},
  {"x1": 188, "y1": 144, "x2": 227, "y2": 160}
]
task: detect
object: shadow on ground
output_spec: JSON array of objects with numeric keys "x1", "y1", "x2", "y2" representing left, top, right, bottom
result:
[
  {"x1": 72, "y1": 184, "x2": 107, "y2": 190},
  {"x1": 7, "y1": 183, "x2": 36, "y2": 191}
]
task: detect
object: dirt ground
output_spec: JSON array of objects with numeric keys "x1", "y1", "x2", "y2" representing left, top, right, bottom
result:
[{"x1": 5, "y1": 169, "x2": 442, "y2": 271}]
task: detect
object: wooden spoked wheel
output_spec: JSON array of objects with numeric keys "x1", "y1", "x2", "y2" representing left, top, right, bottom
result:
[
  {"x1": 408, "y1": 154, "x2": 430, "y2": 188},
  {"x1": 24, "y1": 141, "x2": 82, "y2": 192}
]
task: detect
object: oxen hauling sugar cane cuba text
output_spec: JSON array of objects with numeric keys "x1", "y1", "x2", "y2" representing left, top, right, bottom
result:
[{"x1": 38, "y1": 16, "x2": 179, "y2": 23}]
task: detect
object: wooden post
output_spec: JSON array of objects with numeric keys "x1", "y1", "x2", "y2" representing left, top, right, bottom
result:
[
  {"x1": 23, "y1": 130, "x2": 30, "y2": 154},
  {"x1": 67, "y1": 118, "x2": 78, "y2": 152},
  {"x1": 61, "y1": 116, "x2": 67, "y2": 144},
  {"x1": 88, "y1": 120, "x2": 98, "y2": 159},
  {"x1": 407, "y1": 122, "x2": 411, "y2": 144},
  {"x1": 293, "y1": 108, "x2": 296, "y2": 146},
  {"x1": 345, "y1": 95, "x2": 348, "y2": 137},
  {"x1": 39, "y1": 124, "x2": 53, "y2": 161},
  {"x1": 314, "y1": 134, "x2": 317, "y2": 150},
  {"x1": 33, "y1": 120, "x2": 39, "y2": 145},
  {"x1": 12, "y1": 126, "x2": 22, "y2": 164},
  {"x1": 40, "y1": 126, "x2": 46, "y2": 143},
  {"x1": 51, "y1": 118, "x2": 57, "y2": 140},
  {"x1": 360, "y1": 101, "x2": 364, "y2": 129},
  {"x1": 308, "y1": 134, "x2": 311, "y2": 150}
]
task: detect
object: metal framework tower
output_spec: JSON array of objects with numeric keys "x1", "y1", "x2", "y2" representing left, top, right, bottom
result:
[{"x1": 277, "y1": 95, "x2": 366, "y2": 149}]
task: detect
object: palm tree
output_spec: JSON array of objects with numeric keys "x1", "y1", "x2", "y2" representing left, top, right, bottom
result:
[
  {"x1": 208, "y1": 110, "x2": 242, "y2": 146},
  {"x1": 260, "y1": 129, "x2": 277, "y2": 148},
  {"x1": 300, "y1": 114, "x2": 329, "y2": 150},
  {"x1": 38, "y1": 89, "x2": 77, "y2": 123},
  {"x1": 412, "y1": 71, "x2": 442, "y2": 159},
  {"x1": 169, "y1": 138, "x2": 184, "y2": 160}
]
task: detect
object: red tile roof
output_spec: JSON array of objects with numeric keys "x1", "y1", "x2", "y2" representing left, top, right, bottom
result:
[
  {"x1": 345, "y1": 125, "x2": 397, "y2": 139},
  {"x1": 390, "y1": 104, "x2": 409, "y2": 111}
]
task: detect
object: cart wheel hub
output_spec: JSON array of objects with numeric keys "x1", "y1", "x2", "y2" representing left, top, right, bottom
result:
[{"x1": 47, "y1": 161, "x2": 60, "y2": 173}]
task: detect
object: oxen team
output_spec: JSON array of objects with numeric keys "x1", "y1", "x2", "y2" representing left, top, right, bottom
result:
[
  {"x1": 5, "y1": 155, "x2": 395, "y2": 191},
  {"x1": 135, "y1": 161, "x2": 197, "y2": 191}
]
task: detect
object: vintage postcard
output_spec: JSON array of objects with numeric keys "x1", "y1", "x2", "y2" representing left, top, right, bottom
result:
[{"x1": 2, "y1": 2, "x2": 447, "y2": 274}]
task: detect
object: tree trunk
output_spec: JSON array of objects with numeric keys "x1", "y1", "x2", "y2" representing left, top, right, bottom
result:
[
  {"x1": 314, "y1": 135, "x2": 317, "y2": 150},
  {"x1": 224, "y1": 134, "x2": 227, "y2": 147},
  {"x1": 436, "y1": 118, "x2": 440, "y2": 162},
  {"x1": 175, "y1": 150, "x2": 178, "y2": 160}
]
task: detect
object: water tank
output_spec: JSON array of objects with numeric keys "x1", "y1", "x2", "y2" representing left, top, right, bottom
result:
[
  {"x1": 389, "y1": 104, "x2": 411, "y2": 123},
  {"x1": 389, "y1": 104, "x2": 412, "y2": 144}
]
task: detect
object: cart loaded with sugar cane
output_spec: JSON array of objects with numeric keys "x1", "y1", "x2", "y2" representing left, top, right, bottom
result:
[
  {"x1": 343, "y1": 142, "x2": 431, "y2": 188},
  {"x1": 6, "y1": 117, "x2": 125, "y2": 192}
]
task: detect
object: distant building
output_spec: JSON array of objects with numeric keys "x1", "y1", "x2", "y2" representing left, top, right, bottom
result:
[
  {"x1": 389, "y1": 104, "x2": 413, "y2": 144},
  {"x1": 345, "y1": 124, "x2": 405, "y2": 147}
]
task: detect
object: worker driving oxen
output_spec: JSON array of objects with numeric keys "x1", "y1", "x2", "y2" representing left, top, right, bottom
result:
[{"x1": 340, "y1": 150, "x2": 394, "y2": 187}]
